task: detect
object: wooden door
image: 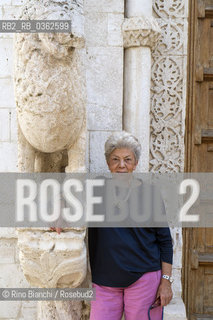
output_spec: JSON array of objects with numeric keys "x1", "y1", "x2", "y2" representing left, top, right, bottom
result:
[{"x1": 184, "y1": 0, "x2": 213, "y2": 319}]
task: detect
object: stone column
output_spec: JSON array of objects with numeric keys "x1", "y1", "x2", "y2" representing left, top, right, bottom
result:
[
  {"x1": 14, "y1": 1, "x2": 89, "y2": 319},
  {"x1": 123, "y1": 1, "x2": 161, "y2": 172}
]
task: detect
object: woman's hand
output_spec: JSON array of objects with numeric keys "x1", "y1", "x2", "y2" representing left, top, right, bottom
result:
[
  {"x1": 156, "y1": 279, "x2": 173, "y2": 307},
  {"x1": 50, "y1": 227, "x2": 63, "y2": 234}
]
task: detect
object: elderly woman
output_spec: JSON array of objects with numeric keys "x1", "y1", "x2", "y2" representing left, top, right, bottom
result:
[{"x1": 88, "y1": 131, "x2": 173, "y2": 320}]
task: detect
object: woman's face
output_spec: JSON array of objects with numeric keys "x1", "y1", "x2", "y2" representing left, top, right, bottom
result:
[{"x1": 107, "y1": 148, "x2": 138, "y2": 173}]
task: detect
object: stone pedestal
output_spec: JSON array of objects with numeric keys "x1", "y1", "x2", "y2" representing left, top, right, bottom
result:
[{"x1": 17, "y1": 228, "x2": 90, "y2": 320}]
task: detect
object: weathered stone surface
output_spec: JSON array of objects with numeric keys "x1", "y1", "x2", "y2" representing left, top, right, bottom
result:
[
  {"x1": 12, "y1": 0, "x2": 25, "y2": 5},
  {"x1": 0, "y1": 301, "x2": 21, "y2": 318},
  {"x1": 17, "y1": 229, "x2": 90, "y2": 320},
  {"x1": 21, "y1": 301, "x2": 37, "y2": 320},
  {"x1": 10, "y1": 108, "x2": 18, "y2": 142},
  {"x1": 13, "y1": 2, "x2": 89, "y2": 319},
  {"x1": 0, "y1": 142, "x2": 17, "y2": 171},
  {"x1": 87, "y1": 103, "x2": 122, "y2": 131},
  {"x1": 1, "y1": 0, "x2": 11, "y2": 5},
  {"x1": 0, "y1": 109, "x2": 10, "y2": 141},
  {"x1": 0, "y1": 39, "x2": 14, "y2": 77},
  {"x1": 108, "y1": 13, "x2": 123, "y2": 46},
  {"x1": 1, "y1": 5, "x2": 22, "y2": 19},
  {"x1": 85, "y1": 0, "x2": 124, "y2": 13},
  {"x1": 0, "y1": 228, "x2": 17, "y2": 239},
  {"x1": 17, "y1": 229, "x2": 87, "y2": 288},
  {"x1": 14, "y1": 0, "x2": 87, "y2": 173},
  {"x1": 86, "y1": 47, "x2": 123, "y2": 108},
  {"x1": 0, "y1": 239, "x2": 16, "y2": 263},
  {"x1": 85, "y1": 13, "x2": 108, "y2": 47},
  {"x1": 0, "y1": 263, "x2": 29, "y2": 287},
  {"x1": 164, "y1": 297, "x2": 187, "y2": 320},
  {"x1": 0, "y1": 78, "x2": 16, "y2": 108}
]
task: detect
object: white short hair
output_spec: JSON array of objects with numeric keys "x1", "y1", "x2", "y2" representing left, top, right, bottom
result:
[{"x1": 104, "y1": 131, "x2": 141, "y2": 162}]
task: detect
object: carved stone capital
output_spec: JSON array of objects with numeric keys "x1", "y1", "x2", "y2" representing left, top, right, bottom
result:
[
  {"x1": 122, "y1": 16, "x2": 161, "y2": 49},
  {"x1": 17, "y1": 228, "x2": 90, "y2": 319},
  {"x1": 17, "y1": 228, "x2": 87, "y2": 288}
]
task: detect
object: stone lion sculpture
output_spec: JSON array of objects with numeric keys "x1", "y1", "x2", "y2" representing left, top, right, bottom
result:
[{"x1": 14, "y1": 0, "x2": 86, "y2": 173}]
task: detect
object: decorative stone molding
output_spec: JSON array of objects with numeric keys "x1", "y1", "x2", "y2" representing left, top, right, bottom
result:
[
  {"x1": 17, "y1": 228, "x2": 90, "y2": 320},
  {"x1": 17, "y1": 229, "x2": 87, "y2": 288},
  {"x1": 153, "y1": 19, "x2": 186, "y2": 56},
  {"x1": 153, "y1": 0, "x2": 185, "y2": 18},
  {"x1": 122, "y1": 16, "x2": 161, "y2": 49},
  {"x1": 150, "y1": 1, "x2": 188, "y2": 319},
  {"x1": 150, "y1": 55, "x2": 184, "y2": 173}
]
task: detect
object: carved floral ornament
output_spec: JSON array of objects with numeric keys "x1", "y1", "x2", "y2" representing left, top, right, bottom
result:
[
  {"x1": 122, "y1": 16, "x2": 161, "y2": 49},
  {"x1": 153, "y1": 0, "x2": 185, "y2": 18}
]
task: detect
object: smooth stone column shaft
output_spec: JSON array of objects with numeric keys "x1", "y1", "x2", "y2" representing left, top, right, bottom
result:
[{"x1": 124, "y1": 47, "x2": 151, "y2": 172}]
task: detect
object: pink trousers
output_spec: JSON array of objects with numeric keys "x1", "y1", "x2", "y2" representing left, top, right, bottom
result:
[{"x1": 90, "y1": 270, "x2": 163, "y2": 320}]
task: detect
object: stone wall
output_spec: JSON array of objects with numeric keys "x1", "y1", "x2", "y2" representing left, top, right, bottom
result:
[
  {"x1": 0, "y1": 0, "x2": 124, "y2": 319},
  {"x1": 85, "y1": 0, "x2": 124, "y2": 172},
  {"x1": 0, "y1": 1, "x2": 35, "y2": 319},
  {"x1": 0, "y1": 0, "x2": 22, "y2": 172}
]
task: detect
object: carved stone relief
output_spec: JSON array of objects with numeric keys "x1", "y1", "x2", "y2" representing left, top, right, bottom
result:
[
  {"x1": 151, "y1": 1, "x2": 187, "y2": 318},
  {"x1": 150, "y1": 55, "x2": 184, "y2": 172},
  {"x1": 14, "y1": 0, "x2": 87, "y2": 173},
  {"x1": 153, "y1": 0, "x2": 186, "y2": 18},
  {"x1": 151, "y1": 2, "x2": 187, "y2": 173},
  {"x1": 14, "y1": 1, "x2": 89, "y2": 319},
  {"x1": 122, "y1": 16, "x2": 161, "y2": 49}
]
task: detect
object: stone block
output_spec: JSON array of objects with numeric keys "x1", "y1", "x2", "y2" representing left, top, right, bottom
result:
[
  {"x1": 171, "y1": 268, "x2": 182, "y2": 298},
  {"x1": 0, "y1": 39, "x2": 14, "y2": 77},
  {"x1": 0, "y1": 142, "x2": 18, "y2": 171},
  {"x1": 85, "y1": 129, "x2": 89, "y2": 171},
  {"x1": 173, "y1": 247, "x2": 183, "y2": 268},
  {"x1": 87, "y1": 103, "x2": 122, "y2": 131},
  {"x1": 0, "y1": 32, "x2": 14, "y2": 39},
  {"x1": 2, "y1": 5, "x2": 22, "y2": 19},
  {"x1": 85, "y1": 0, "x2": 124, "y2": 13},
  {"x1": 108, "y1": 13, "x2": 123, "y2": 46},
  {"x1": 11, "y1": 0, "x2": 25, "y2": 5},
  {"x1": 0, "y1": 228, "x2": 17, "y2": 238},
  {"x1": 89, "y1": 131, "x2": 120, "y2": 172},
  {"x1": 0, "y1": 8, "x2": 3, "y2": 20},
  {"x1": 0, "y1": 78, "x2": 16, "y2": 108},
  {"x1": 21, "y1": 301, "x2": 37, "y2": 320},
  {"x1": 0, "y1": 301, "x2": 21, "y2": 318},
  {"x1": 164, "y1": 297, "x2": 187, "y2": 320},
  {"x1": 86, "y1": 47, "x2": 123, "y2": 108},
  {"x1": 85, "y1": 13, "x2": 108, "y2": 47},
  {"x1": 15, "y1": 242, "x2": 20, "y2": 263},
  {"x1": 21, "y1": 301, "x2": 37, "y2": 308},
  {"x1": 10, "y1": 108, "x2": 17, "y2": 141},
  {"x1": 1, "y1": 0, "x2": 11, "y2": 5},
  {"x1": 0, "y1": 239, "x2": 16, "y2": 263},
  {"x1": 0, "y1": 109, "x2": 10, "y2": 141},
  {"x1": 0, "y1": 263, "x2": 29, "y2": 287}
]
